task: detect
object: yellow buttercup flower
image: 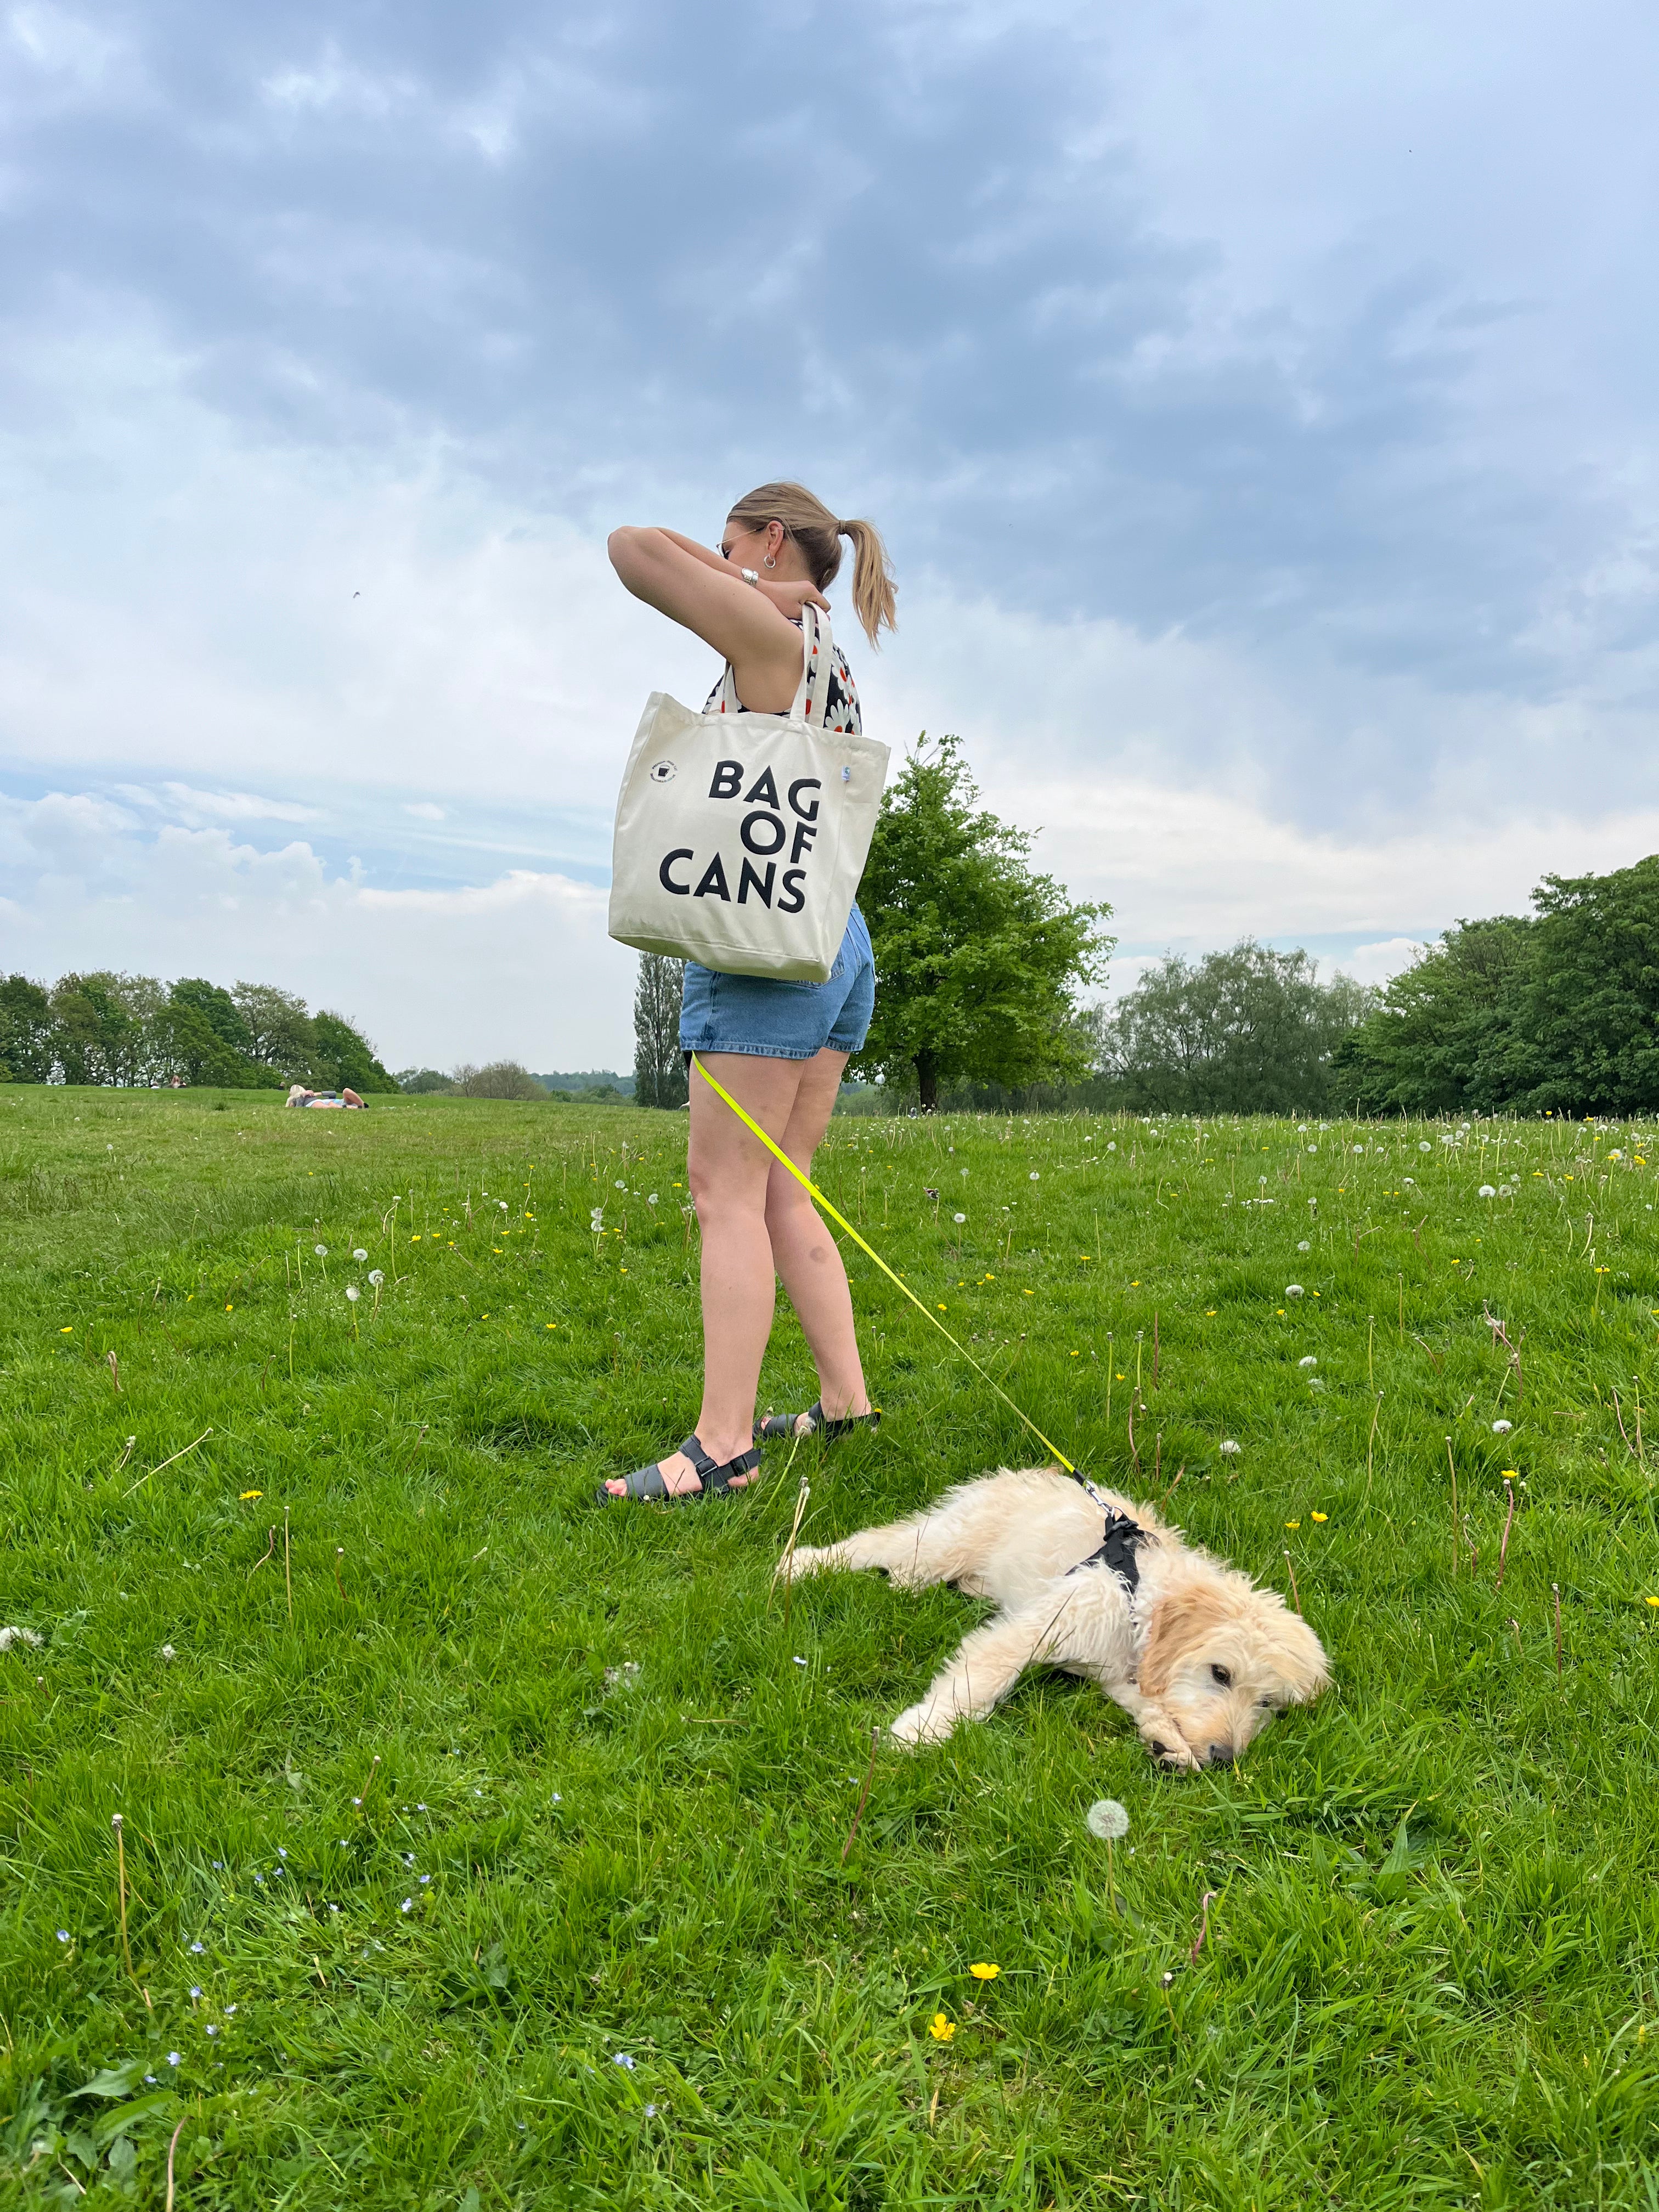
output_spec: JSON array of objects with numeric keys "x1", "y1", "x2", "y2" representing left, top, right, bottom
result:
[
  {"x1": 928, "y1": 2013, "x2": 955, "y2": 2041},
  {"x1": 1284, "y1": 1520, "x2": 1301, "y2": 1530},
  {"x1": 969, "y1": 1962, "x2": 1000, "y2": 1980},
  {"x1": 1310, "y1": 1511, "x2": 1328, "y2": 1523},
  {"x1": 1646, "y1": 1597, "x2": 1659, "y2": 1610}
]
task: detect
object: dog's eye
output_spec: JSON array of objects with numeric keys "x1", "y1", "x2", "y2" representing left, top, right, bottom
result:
[{"x1": 1209, "y1": 1663, "x2": 1233, "y2": 1688}]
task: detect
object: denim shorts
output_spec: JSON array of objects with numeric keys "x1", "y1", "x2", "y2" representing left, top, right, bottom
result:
[{"x1": 680, "y1": 904, "x2": 875, "y2": 1062}]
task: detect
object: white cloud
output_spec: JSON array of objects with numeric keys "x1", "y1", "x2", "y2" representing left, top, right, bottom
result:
[
  {"x1": 2, "y1": 797, "x2": 634, "y2": 1068},
  {"x1": 4, "y1": 325, "x2": 1656, "y2": 1069}
]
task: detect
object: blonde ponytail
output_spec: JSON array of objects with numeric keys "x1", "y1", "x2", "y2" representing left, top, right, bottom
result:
[{"x1": 726, "y1": 480, "x2": 898, "y2": 648}]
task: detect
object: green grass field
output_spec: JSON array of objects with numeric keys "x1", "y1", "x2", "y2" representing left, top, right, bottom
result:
[{"x1": 5, "y1": 1086, "x2": 1659, "y2": 2209}]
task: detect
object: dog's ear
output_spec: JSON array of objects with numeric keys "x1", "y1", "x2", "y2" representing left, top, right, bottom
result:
[
  {"x1": 1250, "y1": 1591, "x2": 1331, "y2": 1703},
  {"x1": 1138, "y1": 1584, "x2": 1230, "y2": 1697}
]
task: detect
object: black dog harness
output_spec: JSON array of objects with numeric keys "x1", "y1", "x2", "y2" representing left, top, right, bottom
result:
[{"x1": 1070, "y1": 1506, "x2": 1150, "y2": 1600}]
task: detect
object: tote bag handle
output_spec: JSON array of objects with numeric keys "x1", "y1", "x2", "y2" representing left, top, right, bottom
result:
[{"x1": 719, "y1": 602, "x2": 836, "y2": 727}]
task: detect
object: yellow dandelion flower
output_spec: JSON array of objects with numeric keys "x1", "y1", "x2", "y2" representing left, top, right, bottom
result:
[
  {"x1": 240, "y1": 1490, "x2": 263, "y2": 1502},
  {"x1": 1646, "y1": 1597, "x2": 1659, "y2": 1610},
  {"x1": 1285, "y1": 1520, "x2": 1301, "y2": 1530},
  {"x1": 59, "y1": 1326, "x2": 73, "y2": 1334},
  {"x1": 928, "y1": 2013, "x2": 956, "y2": 2042},
  {"x1": 969, "y1": 1962, "x2": 1000, "y2": 1980},
  {"x1": 1310, "y1": 1511, "x2": 1328, "y2": 1523}
]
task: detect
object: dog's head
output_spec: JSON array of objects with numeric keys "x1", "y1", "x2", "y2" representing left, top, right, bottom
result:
[{"x1": 1138, "y1": 1575, "x2": 1329, "y2": 1768}]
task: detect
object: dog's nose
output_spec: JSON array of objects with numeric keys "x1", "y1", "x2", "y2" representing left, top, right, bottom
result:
[{"x1": 1205, "y1": 1743, "x2": 1237, "y2": 1768}]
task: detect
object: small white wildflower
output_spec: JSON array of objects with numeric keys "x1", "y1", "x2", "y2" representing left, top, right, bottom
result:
[
  {"x1": 401, "y1": 1897, "x2": 413, "y2": 1912},
  {"x1": 168, "y1": 2052, "x2": 180, "y2": 2067},
  {"x1": 161, "y1": 1644, "x2": 177, "y2": 1661},
  {"x1": 793, "y1": 1655, "x2": 808, "y2": 1667},
  {"x1": 190, "y1": 1984, "x2": 201, "y2": 1999},
  {"x1": 205, "y1": 2024, "x2": 218, "y2": 2037},
  {"x1": 1220, "y1": 1440, "x2": 1242, "y2": 1456},
  {"x1": 1086, "y1": 1798, "x2": 1130, "y2": 1841},
  {"x1": 1299, "y1": 1355, "x2": 1318, "y2": 1369},
  {"x1": 1493, "y1": 1419, "x2": 1513, "y2": 1435},
  {"x1": 346, "y1": 1284, "x2": 360, "y2": 1302},
  {"x1": 189, "y1": 1940, "x2": 205, "y2": 1954},
  {"x1": 57, "y1": 1929, "x2": 69, "y2": 1943}
]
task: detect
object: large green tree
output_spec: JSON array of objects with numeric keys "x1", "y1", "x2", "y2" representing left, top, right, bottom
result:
[
  {"x1": 310, "y1": 1011, "x2": 398, "y2": 1093},
  {"x1": 1334, "y1": 916, "x2": 1534, "y2": 1115},
  {"x1": 1337, "y1": 854, "x2": 1659, "y2": 1117},
  {"x1": 633, "y1": 954, "x2": 687, "y2": 1108},
  {"x1": 0, "y1": 975, "x2": 53, "y2": 1082},
  {"x1": 47, "y1": 973, "x2": 163, "y2": 1086},
  {"x1": 231, "y1": 983, "x2": 319, "y2": 1082},
  {"x1": 855, "y1": 736, "x2": 1112, "y2": 1110},
  {"x1": 1100, "y1": 940, "x2": 1374, "y2": 1114}
]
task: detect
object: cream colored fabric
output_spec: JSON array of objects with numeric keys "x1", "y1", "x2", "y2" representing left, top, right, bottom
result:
[{"x1": 608, "y1": 605, "x2": 889, "y2": 982}]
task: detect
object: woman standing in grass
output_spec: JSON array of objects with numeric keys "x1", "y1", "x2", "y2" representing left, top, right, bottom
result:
[{"x1": 600, "y1": 484, "x2": 895, "y2": 1502}]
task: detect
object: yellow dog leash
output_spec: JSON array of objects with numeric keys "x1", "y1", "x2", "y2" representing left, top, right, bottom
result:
[{"x1": 691, "y1": 1053, "x2": 1091, "y2": 1485}]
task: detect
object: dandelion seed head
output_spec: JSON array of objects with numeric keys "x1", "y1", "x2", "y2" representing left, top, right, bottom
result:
[
  {"x1": 1299, "y1": 1355, "x2": 1318, "y2": 1368},
  {"x1": 1285, "y1": 1284, "x2": 1304, "y2": 1297},
  {"x1": 953, "y1": 1212, "x2": 966, "y2": 1223},
  {"x1": 1493, "y1": 1419, "x2": 1513, "y2": 1435},
  {"x1": 314, "y1": 1244, "x2": 328, "y2": 1256},
  {"x1": 368, "y1": 1269, "x2": 384, "y2": 1286},
  {"x1": 1220, "y1": 1440, "x2": 1242, "y2": 1456},
  {"x1": 1297, "y1": 1239, "x2": 1311, "y2": 1251},
  {"x1": 1086, "y1": 1798, "x2": 1130, "y2": 1840},
  {"x1": 346, "y1": 1284, "x2": 360, "y2": 1301}
]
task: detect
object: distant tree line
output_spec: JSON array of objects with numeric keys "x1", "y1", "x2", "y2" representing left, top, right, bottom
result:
[
  {"x1": 0, "y1": 972, "x2": 396, "y2": 1092},
  {"x1": 1335, "y1": 857, "x2": 1659, "y2": 1116}
]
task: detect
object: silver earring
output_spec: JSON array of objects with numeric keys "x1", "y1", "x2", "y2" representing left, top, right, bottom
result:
[{"x1": 763, "y1": 554, "x2": 776, "y2": 569}]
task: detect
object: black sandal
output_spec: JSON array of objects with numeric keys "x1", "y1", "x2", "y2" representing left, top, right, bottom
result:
[
  {"x1": 596, "y1": 1433, "x2": 762, "y2": 1505},
  {"x1": 754, "y1": 1401, "x2": 881, "y2": 1444}
]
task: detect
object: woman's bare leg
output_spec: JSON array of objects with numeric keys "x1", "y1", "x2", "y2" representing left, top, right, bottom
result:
[
  {"x1": 763, "y1": 1048, "x2": 870, "y2": 1424},
  {"x1": 602, "y1": 1052, "x2": 805, "y2": 1498}
]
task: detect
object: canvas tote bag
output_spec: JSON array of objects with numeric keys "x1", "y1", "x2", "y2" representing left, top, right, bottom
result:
[{"x1": 608, "y1": 604, "x2": 890, "y2": 982}]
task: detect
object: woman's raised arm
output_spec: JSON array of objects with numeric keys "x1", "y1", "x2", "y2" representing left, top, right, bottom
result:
[{"x1": 607, "y1": 526, "x2": 827, "y2": 713}]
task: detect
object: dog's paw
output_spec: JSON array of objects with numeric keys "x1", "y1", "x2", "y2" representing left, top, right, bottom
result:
[
  {"x1": 889, "y1": 1702, "x2": 951, "y2": 1750},
  {"x1": 1141, "y1": 1723, "x2": 1199, "y2": 1771}
]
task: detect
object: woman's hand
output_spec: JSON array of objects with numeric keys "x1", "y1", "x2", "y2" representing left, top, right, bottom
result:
[{"x1": 758, "y1": 576, "x2": 830, "y2": 620}]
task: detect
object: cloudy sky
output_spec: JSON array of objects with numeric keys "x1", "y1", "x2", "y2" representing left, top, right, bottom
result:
[{"x1": 4, "y1": 0, "x2": 1657, "y2": 1071}]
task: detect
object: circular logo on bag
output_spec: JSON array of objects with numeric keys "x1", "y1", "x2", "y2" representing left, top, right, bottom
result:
[{"x1": 648, "y1": 760, "x2": 677, "y2": 783}]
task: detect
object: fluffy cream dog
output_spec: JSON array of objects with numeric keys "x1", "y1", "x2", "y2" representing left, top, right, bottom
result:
[{"x1": 789, "y1": 1468, "x2": 1330, "y2": 1767}]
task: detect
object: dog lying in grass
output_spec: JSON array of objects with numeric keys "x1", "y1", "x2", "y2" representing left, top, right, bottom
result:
[{"x1": 789, "y1": 1467, "x2": 1330, "y2": 1768}]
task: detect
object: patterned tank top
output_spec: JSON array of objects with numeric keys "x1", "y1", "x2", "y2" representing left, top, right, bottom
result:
[{"x1": 703, "y1": 619, "x2": 862, "y2": 736}]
